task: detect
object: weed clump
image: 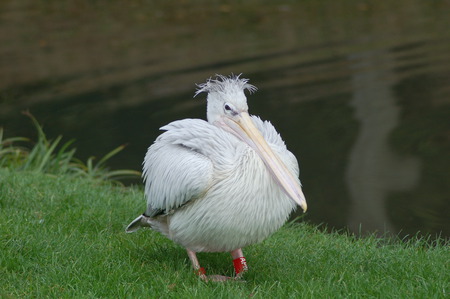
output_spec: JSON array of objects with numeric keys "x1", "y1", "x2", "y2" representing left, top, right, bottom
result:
[{"x1": 0, "y1": 112, "x2": 140, "y2": 183}]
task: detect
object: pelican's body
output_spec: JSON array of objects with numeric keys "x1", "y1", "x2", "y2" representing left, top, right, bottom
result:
[{"x1": 126, "y1": 75, "x2": 306, "y2": 280}]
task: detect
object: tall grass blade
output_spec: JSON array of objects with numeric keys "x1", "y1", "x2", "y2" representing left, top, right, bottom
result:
[
  {"x1": 97, "y1": 145, "x2": 126, "y2": 168},
  {"x1": 37, "y1": 135, "x2": 62, "y2": 172}
]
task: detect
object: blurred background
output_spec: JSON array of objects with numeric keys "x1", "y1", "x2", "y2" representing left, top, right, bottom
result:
[{"x1": 1, "y1": 0, "x2": 449, "y2": 239}]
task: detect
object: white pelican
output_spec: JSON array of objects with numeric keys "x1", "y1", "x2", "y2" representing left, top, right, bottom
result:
[{"x1": 126, "y1": 74, "x2": 307, "y2": 281}]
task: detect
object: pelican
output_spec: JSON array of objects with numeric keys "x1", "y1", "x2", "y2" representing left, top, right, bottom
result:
[{"x1": 126, "y1": 74, "x2": 307, "y2": 281}]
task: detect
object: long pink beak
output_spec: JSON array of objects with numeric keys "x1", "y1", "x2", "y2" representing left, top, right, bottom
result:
[{"x1": 222, "y1": 112, "x2": 307, "y2": 212}]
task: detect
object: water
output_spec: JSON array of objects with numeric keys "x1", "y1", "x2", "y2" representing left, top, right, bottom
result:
[{"x1": 1, "y1": 1, "x2": 449, "y2": 239}]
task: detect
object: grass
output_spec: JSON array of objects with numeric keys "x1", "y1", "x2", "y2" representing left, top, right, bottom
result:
[
  {"x1": 0, "y1": 112, "x2": 140, "y2": 183},
  {"x1": 1, "y1": 169, "x2": 448, "y2": 298},
  {"x1": 0, "y1": 119, "x2": 448, "y2": 298}
]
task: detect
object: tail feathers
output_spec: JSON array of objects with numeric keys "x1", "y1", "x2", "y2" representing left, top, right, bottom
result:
[{"x1": 125, "y1": 214, "x2": 152, "y2": 233}]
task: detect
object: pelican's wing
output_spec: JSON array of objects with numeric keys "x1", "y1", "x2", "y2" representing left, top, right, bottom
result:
[
  {"x1": 251, "y1": 115, "x2": 300, "y2": 177},
  {"x1": 142, "y1": 119, "x2": 221, "y2": 217}
]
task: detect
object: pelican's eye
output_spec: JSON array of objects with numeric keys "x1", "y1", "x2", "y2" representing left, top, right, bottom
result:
[{"x1": 224, "y1": 103, "x2": 238, "y2": 116}]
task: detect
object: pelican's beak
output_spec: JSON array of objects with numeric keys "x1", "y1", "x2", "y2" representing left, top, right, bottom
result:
[{"x1": 222, "y1": 112, "x2": 307, "y2": 212}]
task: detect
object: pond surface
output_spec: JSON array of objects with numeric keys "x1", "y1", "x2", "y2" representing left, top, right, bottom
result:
[{"x1": 1, "y1": 1, "x2": 449, "y2": 239}]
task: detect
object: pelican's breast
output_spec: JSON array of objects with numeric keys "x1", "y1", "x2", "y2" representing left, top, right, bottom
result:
[{"x1": 169, "y1": 146, "x2": 297, "y2": 252}]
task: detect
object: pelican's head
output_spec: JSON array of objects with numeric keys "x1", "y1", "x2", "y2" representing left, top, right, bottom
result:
[
  {"x1": 195, "y1": 74, "x2": 256, "y2": 124},
  {"x1": 195, "y1": 74, "x2": 307, "y2": 212}
]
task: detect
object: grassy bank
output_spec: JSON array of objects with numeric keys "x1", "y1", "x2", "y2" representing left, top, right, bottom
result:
[
  {"x1": 1, "y1": 169, "x2": 448, "y2": 298},
  {"x1": 1, "y1": 120, "x2": 448, "y2": 298}
]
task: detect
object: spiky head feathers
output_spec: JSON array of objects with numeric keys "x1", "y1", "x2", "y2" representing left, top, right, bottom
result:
[{"x1": 195, "y1": 74, "x2": 257, "y2": 98}]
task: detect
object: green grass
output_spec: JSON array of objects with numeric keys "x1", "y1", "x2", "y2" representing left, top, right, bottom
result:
[
  {"x1": 1, "y1": 169, "x2": 448, "y2": 298},
  {"x1": 0, "y1": 112, "x2": 140, "y2": 183}
]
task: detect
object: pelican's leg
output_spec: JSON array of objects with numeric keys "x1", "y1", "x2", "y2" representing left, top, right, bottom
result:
[
  {"x1": 230, "y1": 248, "x2": 248, "y2": 279},
  {"x1": 186, "y1": 249, "x2": 207, "y2": 280},
  {"x1": 187, "y1": 249, "x2": 234, "y2": 282}
]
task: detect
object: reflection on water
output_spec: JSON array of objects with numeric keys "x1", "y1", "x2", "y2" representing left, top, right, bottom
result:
[
  {"x1": 346, "y1": 49, "x2": 421, "y2": 235},
  {"x1": 1, "y1": 1, "x2": 449, "y2": 239}
]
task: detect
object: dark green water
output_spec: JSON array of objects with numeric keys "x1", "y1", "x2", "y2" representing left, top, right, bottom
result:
[{"x1": 1, "y1": 1, "x2": 449, "y2": 238}]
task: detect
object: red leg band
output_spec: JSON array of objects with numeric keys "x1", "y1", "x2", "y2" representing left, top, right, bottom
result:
[
  {"x1": 233, "y1": 257, "x2": 248, "y2": 274},
  {"x1": 195, "y1": 267, "x2": 206, "y2": 276}
]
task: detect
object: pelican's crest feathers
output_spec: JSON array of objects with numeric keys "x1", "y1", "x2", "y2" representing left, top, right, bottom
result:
[{"x1": 194, "y1": 74, "x2": 257, "y2": 97}]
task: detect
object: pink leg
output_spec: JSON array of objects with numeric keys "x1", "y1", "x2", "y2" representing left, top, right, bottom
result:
[
  {"x1": 186, "y1": 249, "x2": 207, "y2": 280},
  {"x1": 230, "y1": 248, "x2": 244, "y2": 259},
  {"x1": 230, "y1": 248, "x2": 248, "y2": 279},
  {"x1": 186, "y1": 248, "x2": 247, "y2": 282}
]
